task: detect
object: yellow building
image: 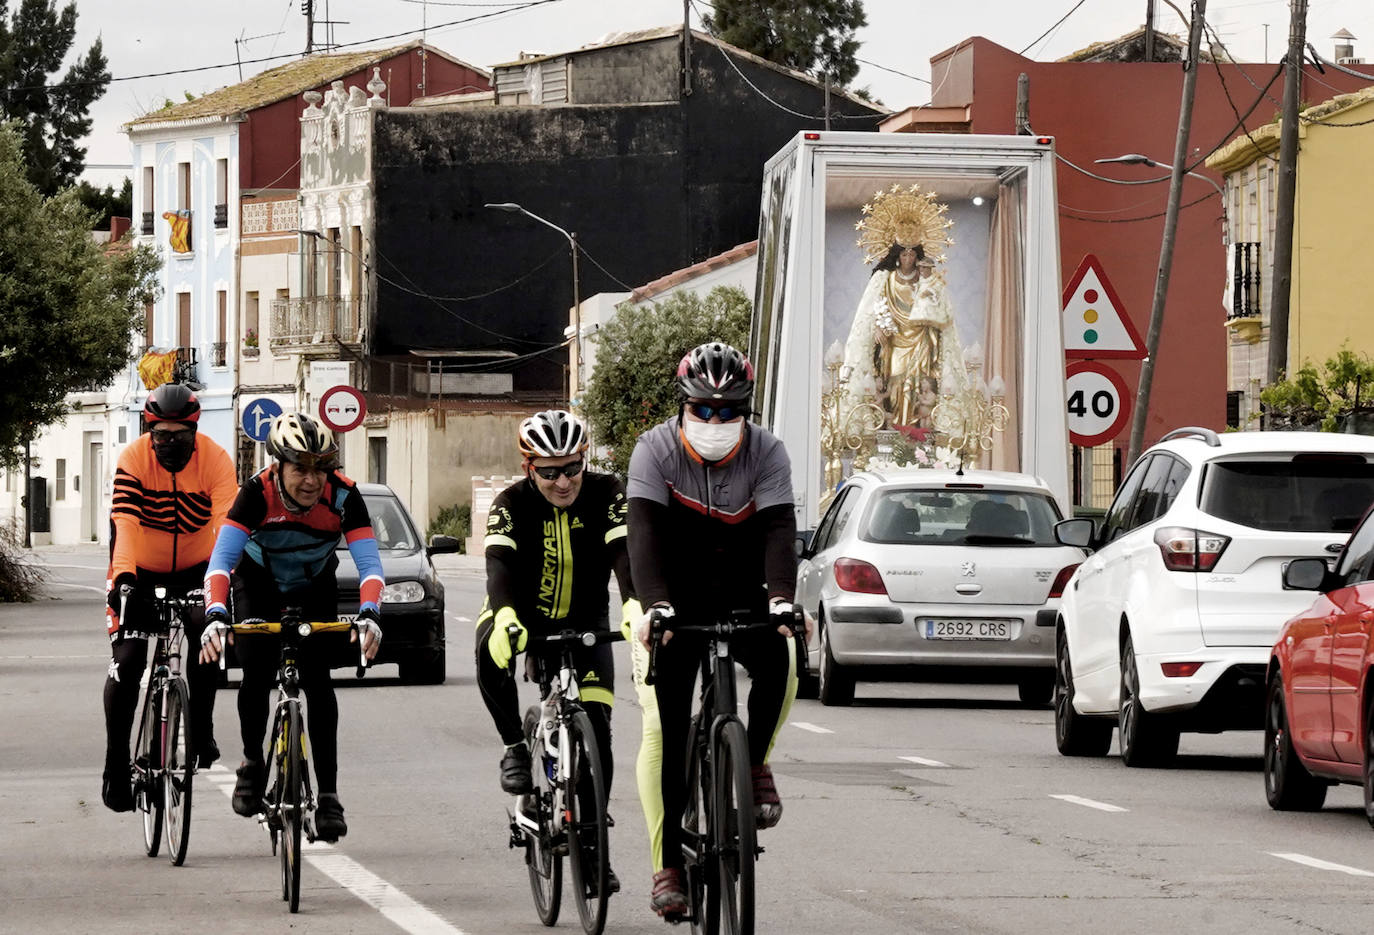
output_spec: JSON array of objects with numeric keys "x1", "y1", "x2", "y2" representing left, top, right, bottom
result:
[{"x1": 1207, "y1": 85, "x2": 1374, "y2": 426}]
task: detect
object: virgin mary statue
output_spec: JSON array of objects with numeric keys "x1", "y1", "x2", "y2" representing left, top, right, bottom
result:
[{"x1": 841, "y1": 184, "x2": 965, "y2": 428}]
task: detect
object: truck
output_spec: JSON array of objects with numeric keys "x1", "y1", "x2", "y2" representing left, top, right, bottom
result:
[{"x1": 748, "y1": 131, "x2": 1069, "y2": 532}]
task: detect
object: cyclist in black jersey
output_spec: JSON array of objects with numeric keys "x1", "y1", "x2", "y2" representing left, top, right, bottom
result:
[{"x1": 475, "y1": 410, "x2": 639, "y2": 891}]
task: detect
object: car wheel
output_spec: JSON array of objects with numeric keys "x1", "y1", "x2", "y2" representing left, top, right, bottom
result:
[
  {"x1": 1264, "y1": 671, "x2": 1326, "y2": 810},
  {"x1": 795, "y1": 618, "x2": 821, "y2": 703},
  {"x1": 1017, "y1": 671, "x2": 1053, "y2": 708},
  {"x1": 399, "y1": 647, "x2": 447, "y2": 685},
  {"x1": 1054, "y1": 627, "x2": 1113, "y2": 757},
  {"x1": 1118, "y1": 633, "x2": 1179, "y2": 767},
  {"x1": 817, "y1": 615, "x2": 854, "y2": 707},
  {"x1": 1364, "y1": 693, "x2": 1374, "y2": 826}
]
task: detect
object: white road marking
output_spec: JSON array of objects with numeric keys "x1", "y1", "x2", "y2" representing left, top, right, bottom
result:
[
  {"x1": 453, "y1": 615, "x2": 472, "y2": 623},
  {"x1": 41, "y1": 581, "x2": 106, "y2": 594},
  {"x1": 1269, "y1": 852, "x2": 1374, "y2": 877},
  {"x1": 898, "y1": 755, "x2": 950, "y2": 768},
  {"x1": 1049, "y1": 794, "x2": 1128, "y2": 813},
  {"x1": 791, "y1": 721, "x2": 834, "y2": 734},
  {"x1": 208, "y1": 765, "x2": 465, "y2": 932}
]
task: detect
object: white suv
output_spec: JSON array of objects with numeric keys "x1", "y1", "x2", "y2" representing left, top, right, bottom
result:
[{"x1": 1053, "y1": 427, "x2": 1374, "y2": 766}]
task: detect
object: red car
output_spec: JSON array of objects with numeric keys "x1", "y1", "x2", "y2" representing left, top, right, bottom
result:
[{"x1": 1264, "y1": 512, "x2": 1374, "y2": 819}]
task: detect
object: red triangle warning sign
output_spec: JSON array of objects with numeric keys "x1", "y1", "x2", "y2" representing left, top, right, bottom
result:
[{"x1": 1062, "y1": 254, "x2": 1146, "y2": 360}]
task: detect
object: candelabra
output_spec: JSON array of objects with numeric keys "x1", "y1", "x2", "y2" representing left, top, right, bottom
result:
[
  {"x1": 820, "y1": 357, "x2": 885, "y2": 500},
  {"x1": 931, "y1": 375, "x2": 1009, "y2": 466}
]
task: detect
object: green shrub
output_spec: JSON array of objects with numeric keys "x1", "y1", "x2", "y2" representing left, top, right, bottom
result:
[{"x1": 427, "y1": 503, "x2": 471, "y2": 551}]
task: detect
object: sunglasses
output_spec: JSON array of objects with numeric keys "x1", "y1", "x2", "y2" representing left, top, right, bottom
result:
[
  {"x1": 686, "y1": 402, "x2": 749, "y2": 422},
  {"x1": 532, "y1": 460, "x2": 584, "y2": 481},
  {"x1": 149, "y1": 428, "x2": 195, "y2": 442},
  {"x1": 290, "y1": 453, "x2": 339, "y2": 473}
]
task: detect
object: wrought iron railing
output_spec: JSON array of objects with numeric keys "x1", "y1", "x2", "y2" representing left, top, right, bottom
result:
[
  {"x1": 1228, "y1": 241, "x2": 1262, "y2": 320},
  {"x1": 268, "y1": 296, "x2": 364, "y2": 351},
  {"x1": 141, "y1": 211, "x2": 154, "y2": 236},
  {"x1": 214, "y1": 203, "x2": 228, "y2": 229},
  {"x1": 172, "y1": 346, "x2": 199, "y2": 385},
  {"x1": 210, "y1": 342, "x2": 227, "y2": 367}
]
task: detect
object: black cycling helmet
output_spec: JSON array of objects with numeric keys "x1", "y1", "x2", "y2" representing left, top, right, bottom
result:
[
  {"x1": 144, "y1": 383, "x2": 201, "y2": 425},
  {"x1": 675, "y1": 342, "x2": 755, "y2": 403},
  {"x1": 266, "y1": 412, "x2": 340, "y2": 471}
]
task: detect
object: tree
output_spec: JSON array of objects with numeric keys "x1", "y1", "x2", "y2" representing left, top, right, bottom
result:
[
  {"x1": 581, "y1": 286, "x2": 752, "y2": 476},
  {"x1": 75, "y1": 177, "x2": 132, "y2": 231},
  {"x1": 0, "y1": 121, "x2": 160, "y2": 471},
  {"x1": 703, "y1": 0, "x2": 867, "y2": 87},
  {"x1": 1257, "y1": 347, "x2": 1374, "y2": 432},
  {"x1": 0, "y1": 0, "x2": 111, "y2": 195}
]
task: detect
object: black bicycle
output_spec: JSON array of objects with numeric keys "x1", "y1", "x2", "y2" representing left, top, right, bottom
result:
[
  {"x1": 507, "y1": 627, "x2": 624, "y2": 935},
  {"x1": 214, "y1": 612, "x2": 365, "y2": 913},
  {"x1": 646, "y1": 608, "x2": 808, "y2": 935},
  {"x1": 125, "y1": 585, "x2": 203, "y2": 866}
]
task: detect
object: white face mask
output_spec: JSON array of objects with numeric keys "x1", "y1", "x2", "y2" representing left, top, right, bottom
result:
[{"x1": 683, "y1": 419, "x2": 743, "y2": 461}]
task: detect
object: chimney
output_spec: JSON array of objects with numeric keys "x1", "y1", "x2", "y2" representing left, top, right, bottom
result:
[
  {"x1": 1333, "y1": 28, "x2": 1357, "y2": 63},
  {"x1": 110, "y1": 216, "x2": 131, "y2": 241}
]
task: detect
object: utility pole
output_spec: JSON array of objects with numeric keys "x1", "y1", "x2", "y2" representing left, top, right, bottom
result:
[
  {"x1": 304, "y1": 0, "x2": 314, "y2": 54},
  {"x1": 1015, "y1": 73, "x2": 1031, "y2": 134},
  {"x1": 1127, "y1": 0, "x2": 1208, "y2": 466},
  {"x1": 1267, "y1": 0, "x2": 1308, "y2": 385}
]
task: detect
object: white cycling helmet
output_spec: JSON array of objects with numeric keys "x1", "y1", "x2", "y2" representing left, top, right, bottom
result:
[
  {"x1": 518, "y1": 410, "x2": 589, "y2": 459},
  {"x1": 266, "y1": 412, "x2": 340, "y2": 471}
]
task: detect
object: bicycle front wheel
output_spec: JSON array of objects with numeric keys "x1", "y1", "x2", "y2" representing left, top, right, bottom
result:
[
  {"x1": 277, "y1": 702, "x2": 305, "y2": 913},
  {"x1": 565, "y1": 709, "x2": 610, "y2": 935},
  {"x1": 163, "y1": 678, "x2": 194, "y2": 866},
  {"x1": 714, "y1": 720, "x2": 755, "y2": 935},
  {"x1": 137, "y1": 684, "x2": 164, "y2": 858},
  {"x1": 523, "y1": 705, "x2": 562, "y2": 926},
  {"x1": 683, "y1": 715, "x2": 716, "y2": 935}
]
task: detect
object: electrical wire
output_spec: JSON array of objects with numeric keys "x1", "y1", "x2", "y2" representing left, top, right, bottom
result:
[
  {"x1": 242, "y1": 157, "x2": 302, "y2": 196},
  {"x1": 1201, "y1": 18, "x2": 1280, "y2": 165},
  {"x1": 1018, "y1": 0, "x2": 1092, "y2": 57},
  {"x1": 856, "y1": 58, "x2": 931, "y2": 85},
  {"x1": 1062, "y1": 189, "x2": 1219, "y2": 224}
]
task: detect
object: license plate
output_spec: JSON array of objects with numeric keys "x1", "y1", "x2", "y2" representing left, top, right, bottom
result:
[{"x1": 922, "y1": 619, "x2": 1012, "y2": 640}]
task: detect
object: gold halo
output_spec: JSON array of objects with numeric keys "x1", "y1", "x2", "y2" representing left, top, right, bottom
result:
[{"x1": 854, "y1": 183, "x2": 954, "y2": 266}]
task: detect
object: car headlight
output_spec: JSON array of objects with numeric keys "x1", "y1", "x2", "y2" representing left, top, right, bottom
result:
[{"x1": 381, "y1": 580, "x2": 426, "y2": 604}]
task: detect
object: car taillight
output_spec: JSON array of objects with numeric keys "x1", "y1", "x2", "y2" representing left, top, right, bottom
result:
[
  {"x1": 1153, "y1": 526, "x2": 1230, "y2": 572},
  {"x1": 1161, "y1": 662, "x2": 1203, "y2": 677},
  {"x1": 1048, "y1": 563, "x2": 1080, "y2": 598},
  {"x1": 834, "y1": 557, "x2": 887, "y2": 594}
]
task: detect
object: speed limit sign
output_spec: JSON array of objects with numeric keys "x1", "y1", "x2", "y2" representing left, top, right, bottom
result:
[{"x1": 1066, "y1": 361, "x2": 1131, "y2": 447}]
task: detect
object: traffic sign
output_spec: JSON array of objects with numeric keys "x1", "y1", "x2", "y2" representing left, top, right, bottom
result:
[
  {"x1": 241, "y1": 397, "x2": 283, "y2": 443},
  {"x1": 1066, "y1": 361, "x2": 1132, "y2": 447},
  {"x1": 1062, "y1": 254, "x2": 1146, "y2": 359},
  {"x1": 319, "y1": 384, "x2": 366, "y2": 432}
]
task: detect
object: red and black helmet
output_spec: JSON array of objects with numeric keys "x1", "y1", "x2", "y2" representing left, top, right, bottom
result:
[
  {"x1": 675, "y1": 342, "x2": 754, "y2": 403},
  {"x1": 144, "y1": 383, "x2": 201, "y2": 425}
]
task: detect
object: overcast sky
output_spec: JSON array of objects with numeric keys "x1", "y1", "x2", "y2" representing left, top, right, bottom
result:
[{"x1": 72, "y1": 0, "x2": 1374, "y2": 186}]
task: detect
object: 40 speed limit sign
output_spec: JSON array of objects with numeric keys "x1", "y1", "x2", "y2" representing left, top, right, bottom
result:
[{"x1": 1065, "y1": 361, "x2": 1132, "y2": 447}]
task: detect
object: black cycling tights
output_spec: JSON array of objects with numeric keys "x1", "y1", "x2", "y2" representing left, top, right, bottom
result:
[
  {"x1": 235, "y1": 633, "x2": 341, "y2": 794},
  {"x1": 103, "y1": 632, "x2": 219, "y2": 762}
]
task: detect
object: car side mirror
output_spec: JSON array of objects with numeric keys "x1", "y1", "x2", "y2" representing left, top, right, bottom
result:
[
  {"x1": 796, "y1": 529, "x2": 815, "y2": 560},
  {"x1": 1283, "y1": 557, "x2": 1331, "y2": 591},
  {"x1": 1055, "y1": 517, "x2": 1096, "y2": 550},
  {"x1": 427, "y1": 534, "x2": 463, "y2": 555}
]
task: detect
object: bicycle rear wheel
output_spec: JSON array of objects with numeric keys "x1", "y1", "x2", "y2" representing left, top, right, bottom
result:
[
  {"x1": 137, "y1": 684, "x2": 164, "y2": 858},
  {"x1": 565, "y1": 709, "x2": 610, "y2": 935},
  {"x1": 684, "y1": 715, "x2": 717, "y2": 935},
  {"x1": 523, "y1": 705, "x2": 562, "y2": 926},
  {"x1": 714, "y1": 720, "x2": 755, "y2": 935},
  {"x1": 163, "y1": 678, "x2": 194, "y2": 866},
  {"x1": 278, "y1": 702, "x2": 305, "y2": 913}
]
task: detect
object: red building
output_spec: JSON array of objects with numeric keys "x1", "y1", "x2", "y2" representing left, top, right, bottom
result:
[{"x1": 885, "y1": 30, "x2": 1374, "y2": 487}]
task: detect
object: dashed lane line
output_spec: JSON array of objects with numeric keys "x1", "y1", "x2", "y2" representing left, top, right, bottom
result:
[
  {"x1": 206, "y1": 764, "x2": 466, "y2": 933},
  {"x1": 1269, "y1": 852, "x2": 1374, "y2": 878},
  {"x1": 898, "y1": 755, "x2": 950, "y2": 768},
  {"x1": 1049, "y1": 794, "x2": 1128, "y2": 813},
  {"x1": 791, "y1": 722, "x2": 834, "y2": 734}
]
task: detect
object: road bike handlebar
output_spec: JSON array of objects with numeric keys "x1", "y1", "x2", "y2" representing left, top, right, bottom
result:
[
  {"x1": 212, "y1": 619, "x2": 368, "y2": 679},
  {"x1": 504, "y1": 624, "x2": 625, "y2": 675},
  {"x1": 644, "y1": 606, "x2": 809, "y2": 687}
]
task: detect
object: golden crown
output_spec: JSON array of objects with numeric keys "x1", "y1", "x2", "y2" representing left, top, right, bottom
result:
[{"x1": 855, "y1": 183, "x2": 954, "y2": 266}]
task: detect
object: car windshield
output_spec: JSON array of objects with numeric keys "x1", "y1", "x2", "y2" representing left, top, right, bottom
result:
[
  {"x1": 337, "y1": 494, "x2": 420, "y2": 552},
  {"x1": 863, "y1": 488, "x2": 1062, "y2": 545},
  {"x1": 1199, "y1": 458, "x2": 1374, "y2": 532}
]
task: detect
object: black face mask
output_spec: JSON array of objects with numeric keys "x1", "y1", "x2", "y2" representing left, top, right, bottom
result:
[{"x1": 151, "y1": 428, "x2": 196, "y2": 473}]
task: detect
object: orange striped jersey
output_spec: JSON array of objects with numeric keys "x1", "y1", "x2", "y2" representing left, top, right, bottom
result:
[{"x1": 108, "y1": 433, "x2": 238, "y2": 583}]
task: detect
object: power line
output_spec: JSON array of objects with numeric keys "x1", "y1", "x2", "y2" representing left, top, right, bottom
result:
[
  {"x1": 856, "y1": 58, "x2": 931, "y2": 85},
  {"x1": 1019, "y1": 0, "x2": 1092, "y2": 56}
]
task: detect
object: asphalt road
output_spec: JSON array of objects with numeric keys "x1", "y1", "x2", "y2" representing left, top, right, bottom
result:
[{"x1": 5, "y1": 544, "x2": 1374, "y2": 933}]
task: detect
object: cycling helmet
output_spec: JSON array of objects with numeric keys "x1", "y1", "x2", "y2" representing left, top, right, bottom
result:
[
  {"x1": 266, "y1": 412, "x2": 339, "y2": 471},
  {"x1": 676, "y1": 342, "x2": 754, "y2": 403},
  {"x1": 144, "y1": 383, "x2": 201, "y2": 425},
  {"x1": 518, "y1": 410, "x2": 590, "y2": 459}
]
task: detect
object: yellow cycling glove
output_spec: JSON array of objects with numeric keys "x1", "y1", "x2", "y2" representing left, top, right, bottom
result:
[
  {"x1": 489, "y1": 605, "x2": 527, "y2": 668},
  {"x1": 620, "y1": 598, "x2": 643, "y2": 642}
]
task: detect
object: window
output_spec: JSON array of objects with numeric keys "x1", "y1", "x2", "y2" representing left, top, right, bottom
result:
[
  {"x1": 118, "y1": 426, "x2": 127, "y2": 445},
  {"x1": 177, "y1": 293, "x2": 191, "y2": 347},
  {"x1": 303, "y1": 235, "x2": 317, "y2": 296},
  {"x1": 55, "y1": 459, "x2": 66, "y2": 501},
  {"x1": 178, "y1": 161, "x2": 190, "y2": 211},
  {"x1": 864, "y1": 488, "x2": 1061, "y2": 545},
  {"x1": 1337, "y1": 515, "x2": 1374, "y2": 587},
  {"x1": 244, "y1": 291, "x2": 259, "y2": 344},
  {"x1": 216, "y1": 291, "x2": 226, "y2": 344},
  {"x1": 1226, "y1": 391, "x2": 1242, "y2": 428},
  {"x1": 368, "y1": 437, "x2": 387, "y2": 485},
  {"x1": 810, "y1": 486, "x2": 854, "y2": 554},
  {"x1": 144, "y1": 301, "x2": 155, "y2": 348},
  {"x1": 1102, "y1": 456, "x2": 1152, "y2": 542},
  {"x1": 328, "y1": 227, "x2": 341, "y2": 298},
  {"x1": 141, "y1": 166, "x2": 154, "y2": 234},
  {"x1": 4, "y1": 470, "x2": 11, "y2": 492},
  {"x1": 1126, "y1": 455, "x2": 1178, "y2": 529},
  {"x1": 1201, "y1": 458, "x2": 1374, "y2": 533},
  {"x1": 350, "y1": 226, "x2": 363, "y2": 298},
  {"x1": 214, "y1": 158, "x2": 228, "y2": 228}
]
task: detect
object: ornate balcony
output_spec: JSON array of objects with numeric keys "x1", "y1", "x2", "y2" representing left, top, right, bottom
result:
[{"x1": 269, "y1": 296, "x2": 364, "y2": 355}]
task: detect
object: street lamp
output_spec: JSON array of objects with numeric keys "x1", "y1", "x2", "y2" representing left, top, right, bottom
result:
[
  {"x1": 1094, "y1": 153, "x2": 1226, "y2": 204},
  {"x1": 485, "y1": 203, "x2": 581, "y2": 402}
]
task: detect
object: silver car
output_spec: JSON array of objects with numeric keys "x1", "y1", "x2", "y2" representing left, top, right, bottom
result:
[{"x1": 796, "y1": 469, "x2": 1086, "y2": 707}]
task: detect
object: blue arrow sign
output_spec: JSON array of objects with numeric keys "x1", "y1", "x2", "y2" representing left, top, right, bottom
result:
[{"x1": 241, "y1": 397, "x2": 283, "y2": 442}]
